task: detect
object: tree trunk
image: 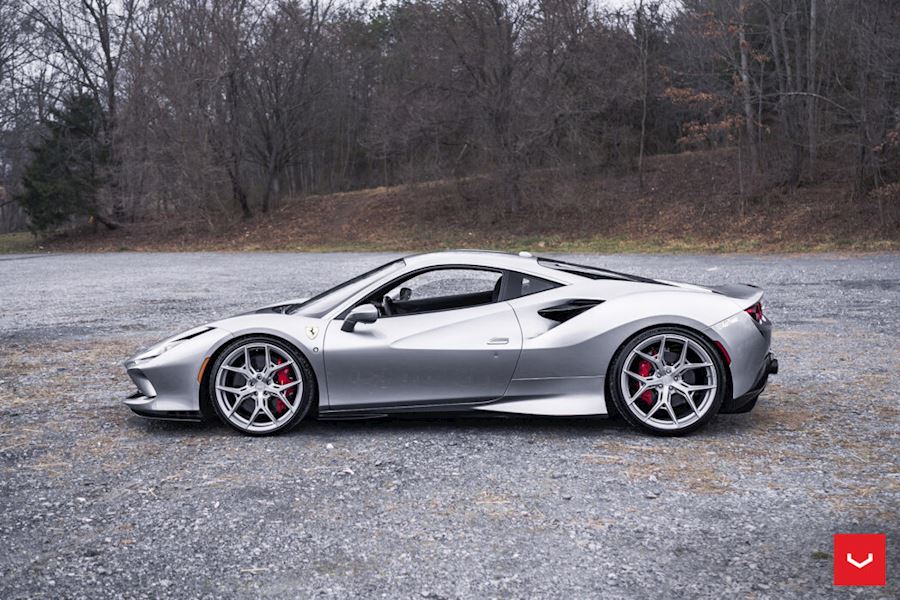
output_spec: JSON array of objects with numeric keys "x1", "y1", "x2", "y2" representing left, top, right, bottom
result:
[
  {"x1": 503, "y1": 166, "x2": 522, "y2": 213},
  {"x1": 636, "y1": 0, "x2": 649, "y2": 191},
  {"x1": 638, "y1": 28, "x2": 648, "y2": 190},
  {"x1": 738, "y1": 0, "x2": 759, "y2": 175},
  {"x1": 807, "y1": 0, "x2": 818, "y2": 176},
  {"x1": 777, "y1": 10, "x2": 802, "y2": 187},
  {"x1": 92, "y1": 211, "x2": 120, "y2": 230},
  {"x1": 229, "y1": 161, "x2": 252, "y2": 219},
  {"x1": 766, "y1": 7, "x2": 790, "y2": 137},
  {"x1": 854, "y1": 0, "x2": 869, "y2": 197},
  {"x1": 261, "y1": 158, "x2": 278, "y2": 213}
]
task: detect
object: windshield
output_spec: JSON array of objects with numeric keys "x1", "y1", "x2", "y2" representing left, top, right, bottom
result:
[{"x1": 287, "y1": 259, "x2": 406, "y2": 317}]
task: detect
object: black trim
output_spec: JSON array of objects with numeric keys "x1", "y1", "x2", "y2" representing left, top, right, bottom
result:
[
  {"x1": 319, "y1": 396, "x2": 502, "y2": 417},
  {"x1": 720, "y1": 353, "x2": 778, "y2": 414},
  {"x1": 128, "y1": 405, "x2": 203, "y2": 422},
  {"x1": 256, "y1": 304, "x2": 293, "y2": 314},
  {"x1": 708, "y1": 284, "x2": 762, "y2": 300},
  {"x1": 537, "y1": 258, "x2": 669, "y2": 286},
  {"x1": 388, "y1": 289, "x2": 495, "y2": 316},
  {"x1": 538, "y1": 299, "x2": 604, "y2": 322}
]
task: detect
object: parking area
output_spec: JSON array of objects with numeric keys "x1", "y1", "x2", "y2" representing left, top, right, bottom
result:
[{"x1": 0, "y1": 252, "x2": 897, "y2": 598}]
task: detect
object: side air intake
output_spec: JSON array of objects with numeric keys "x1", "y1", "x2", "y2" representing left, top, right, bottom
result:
[{"x1": 537, "y1": 299, "x2": 604, "y2": 322}]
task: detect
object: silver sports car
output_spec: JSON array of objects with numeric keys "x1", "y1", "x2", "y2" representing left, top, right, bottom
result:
[{"x1": 124, "y1": 251, "x2": 778, "y2": 436}]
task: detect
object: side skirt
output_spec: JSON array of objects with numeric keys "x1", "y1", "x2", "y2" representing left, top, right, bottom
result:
[
  {"x1": 317, "y1": 398, "x2": 497, "y2": 420},
  {"x1": 316, "y1": 391, "x2": 609, "y2": 419}
]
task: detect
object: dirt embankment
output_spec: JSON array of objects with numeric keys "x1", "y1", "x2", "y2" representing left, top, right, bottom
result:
[{"x1": 32, "y1": 148, "x2": 900, "y2": 253}]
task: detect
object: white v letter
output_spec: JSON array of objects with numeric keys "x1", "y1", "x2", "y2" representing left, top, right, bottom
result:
[{"x1": 846, "y1": 553, "x2": 873, "y2": 569}]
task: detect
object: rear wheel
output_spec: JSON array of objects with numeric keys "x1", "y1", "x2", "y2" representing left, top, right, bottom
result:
[
  {"x1": 609, "y1": 327, "x2": 726, "y2": 436},
  {"x1": 209, "y1": 337, "x2": 315, "y2": 436}
]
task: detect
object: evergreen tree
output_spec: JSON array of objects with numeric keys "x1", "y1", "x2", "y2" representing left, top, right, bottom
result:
[{"x1": 15, "y1": 93, "x2": 111, "y2": 233}]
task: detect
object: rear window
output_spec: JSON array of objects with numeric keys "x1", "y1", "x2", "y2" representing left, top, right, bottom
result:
[
  {"x1": 504, "y1": 272, "x2": 561, "y2": 299},
  {"x1": 521, "y1": 275, "x2": 559, "y2": 296},
  {"x1": 537, "y1": 258, "x2": 666, "y2": 285}
]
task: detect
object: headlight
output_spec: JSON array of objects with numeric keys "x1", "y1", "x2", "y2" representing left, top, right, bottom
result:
[{"x1": 132, "y1": 326, "x2": 213, "y2": 364}]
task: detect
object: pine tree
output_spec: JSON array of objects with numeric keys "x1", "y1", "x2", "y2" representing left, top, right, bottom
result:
[{"x1": 15, "y1": 93, "x2": 110, "y2": 233}]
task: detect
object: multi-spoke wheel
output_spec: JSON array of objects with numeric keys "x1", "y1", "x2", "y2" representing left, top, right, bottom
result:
[
  {"x1": 609, "y1": 327, "x2": 726, "y2": 436},
  {"x1": 209, "y1": 337, "x2": 315, "y2": 435}
]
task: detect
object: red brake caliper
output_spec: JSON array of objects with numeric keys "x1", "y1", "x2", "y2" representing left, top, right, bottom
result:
[
  {"x1": 638, "y1": 359, "x2": 654, "y2": 406},
  {"x1": 273, "y1": 358, "x2": 293, "y2": 415}
]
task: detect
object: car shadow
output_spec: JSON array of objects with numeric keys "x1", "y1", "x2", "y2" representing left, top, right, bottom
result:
[
  {"x1": 124, "y1": 411, "x2": 632, "y2": 436},
  {"x1": 125, "y1": 409, "x2": 762, "y2": 440}
]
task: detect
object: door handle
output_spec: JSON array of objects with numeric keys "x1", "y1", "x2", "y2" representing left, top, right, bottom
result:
[{"x1": 487, "y1": 337, "x2": 509, "y2": 345}]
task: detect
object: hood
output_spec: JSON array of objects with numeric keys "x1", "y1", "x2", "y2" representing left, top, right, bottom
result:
[{"x1": 236, "y1": 297, "x2": 310, "y2": 316}]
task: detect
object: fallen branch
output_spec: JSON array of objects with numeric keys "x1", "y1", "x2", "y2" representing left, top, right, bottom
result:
[{"x1": 91, "y1": 212, "x2": 121, "y2": 230}]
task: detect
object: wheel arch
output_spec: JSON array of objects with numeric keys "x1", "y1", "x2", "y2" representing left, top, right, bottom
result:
[
  {"x1": 603, "y1": 321, "x2": 733, "y2": 407},
  {"x1": 198, "y1": 332, "x2": 320, "y2": 420}
]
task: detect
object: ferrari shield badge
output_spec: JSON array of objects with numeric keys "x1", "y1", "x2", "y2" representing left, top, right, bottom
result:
[{"x1": 305, "y1": 326, "x2": 319, "y2": 340}]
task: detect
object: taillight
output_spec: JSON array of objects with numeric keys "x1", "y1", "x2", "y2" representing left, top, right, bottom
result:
[{"x1": 745, "y1": 301, "x2": 763, "y2": 323}]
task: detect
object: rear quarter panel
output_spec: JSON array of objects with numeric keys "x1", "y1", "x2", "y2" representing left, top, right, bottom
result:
[{"x1": 507, "y1": 283, "x2": 744, "y2": 380}]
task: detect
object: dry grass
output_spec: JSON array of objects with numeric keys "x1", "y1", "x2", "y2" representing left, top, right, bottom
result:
[
  {"x1": 0, "y1": 231, "x2": 37, "y2": 253},
  {"x1": 16, "y1": 148, "x2": 898, "y2": 255},
  {"x1": 622, "y1": 451, "x2": 734, "y2": 494}
]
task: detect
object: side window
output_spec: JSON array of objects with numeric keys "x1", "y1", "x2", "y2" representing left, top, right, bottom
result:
[
  {"x1": 521, "y1": 275, "x2": 559, "y2": 296},
  {"x1": 505, "y1": 272, "x2": 560, "y2": 300},
  {"x1": 388, "y1": 269, "x2": 501, "y2": 302},
  {"x1": 378, "y1": 268, "x2": 503, "y2": 316}
]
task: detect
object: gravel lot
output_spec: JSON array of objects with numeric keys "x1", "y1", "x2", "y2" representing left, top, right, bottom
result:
[{"x1": 1, "y1": 251, "x2": 898, "y2": 599}]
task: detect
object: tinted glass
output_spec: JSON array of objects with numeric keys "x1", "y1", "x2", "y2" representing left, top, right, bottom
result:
[
  {"x1": 520, "y1": 275, "x2": 559, "y2": 297},
  {"x1": 537, "y1": 258, "x2": 664, "y2": 285},
  {"x1": 387, "y1": 268, "x2": 501, "y2": 301},
  {"x1": 290, "y1": 259, "x2": 405, "y2": 317},
  {"x1": 503, "y1": 272, "x2": 560, "y2": 299}
]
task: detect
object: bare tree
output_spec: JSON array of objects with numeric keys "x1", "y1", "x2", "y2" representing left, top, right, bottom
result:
[
  {"x1": 0, "y1": 0, "x2": 896, "y2": 233},
  {"x1": 245, "y1": 0, "x2": 331, "y2": 213},
  {"x1": 806, "y1": 0, "x2": 816, "y2": 173},
  {"x1": 737, "y1": 0, "x2": 758, "y2": 175},
  {"x1": 24, "y1": 0, "x2": 139, "y2": 226}
]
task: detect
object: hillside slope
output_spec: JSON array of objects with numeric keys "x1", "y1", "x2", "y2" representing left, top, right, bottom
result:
[{"x1": 35, "y1": 148, "x2": 900, "y2": 253}]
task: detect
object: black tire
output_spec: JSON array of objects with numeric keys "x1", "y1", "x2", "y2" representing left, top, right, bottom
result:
[
  {"x1": 608, "y1": 326, "x2": 727, "y2": 436},
  {"x1": 208, "y1": 335, "x2": 316, "y2": 436}
]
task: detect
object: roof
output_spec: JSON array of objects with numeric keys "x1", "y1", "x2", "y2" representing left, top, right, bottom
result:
[
  {"x1": 403, "y1": 249, "x2": 533, "y2": 265},
  {"x1": 400, "y1": 250, "x2": 664, "y2": 286},
  {"x1": 400, "y1": 249, "x2": 574, "y2": 281}
]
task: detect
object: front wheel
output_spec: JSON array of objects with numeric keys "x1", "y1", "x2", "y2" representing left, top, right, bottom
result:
[
  {"x1": 209, "y1": 336, "x2": 315, "y2": 436},
  {"x1": 608, "y1": 327, "x2": 726, "y2": 436}
]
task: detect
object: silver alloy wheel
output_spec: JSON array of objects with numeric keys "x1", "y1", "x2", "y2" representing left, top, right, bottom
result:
[
  {"x1": 619, "y1": 333, "x2": 718, "y2": 431},
  {"x1": 214, "y1": 342, "x2": 303, "y2": 434}
]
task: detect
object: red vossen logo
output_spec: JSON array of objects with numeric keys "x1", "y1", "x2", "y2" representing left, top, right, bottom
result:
[{"x1": 833, "y1": 534, "x2": 886, "y2": 586}]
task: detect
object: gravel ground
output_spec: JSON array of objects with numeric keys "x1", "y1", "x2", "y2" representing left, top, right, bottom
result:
[{"x1": 0, "y1": 251, "x2": 897, "y2": 599}]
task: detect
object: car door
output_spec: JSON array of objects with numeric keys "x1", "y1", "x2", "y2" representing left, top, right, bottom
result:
[{"x1": 322, "y1": 268, "x2": 523, "y2": 409}]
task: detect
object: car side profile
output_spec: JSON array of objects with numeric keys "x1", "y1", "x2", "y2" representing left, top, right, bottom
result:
[{"x1": 124, "y1": 251, "x2": 777, "y2": 436}]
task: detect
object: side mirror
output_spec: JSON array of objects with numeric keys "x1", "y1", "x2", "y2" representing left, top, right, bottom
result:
[{"x1": 341, "y1": 303, "x2": 379, "y2": 332}]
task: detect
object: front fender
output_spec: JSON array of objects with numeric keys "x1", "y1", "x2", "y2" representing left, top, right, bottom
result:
[{"x1": 208, "y1": 313, "x2": 329, "y2": 408}]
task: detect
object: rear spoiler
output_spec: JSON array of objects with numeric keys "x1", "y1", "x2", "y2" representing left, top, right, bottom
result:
[{"x1": 708, "y1": 283, "x2": 764, "y2": 306}]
